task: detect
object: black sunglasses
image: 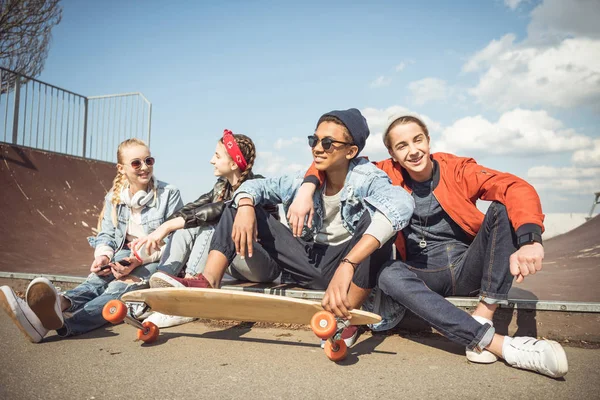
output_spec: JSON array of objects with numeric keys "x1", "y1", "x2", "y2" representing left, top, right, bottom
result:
[
  {"x1": 307, "y1": 135, "x2": 354, "y2": 151},
  {"x1": 129, "y1": 157, "x2": 155, "y2": 170}
]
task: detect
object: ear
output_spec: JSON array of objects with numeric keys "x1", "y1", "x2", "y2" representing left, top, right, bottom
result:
[
  {"x1": 117, "y1": 163, "x2": 125, "y2": 175},
  {"x1": 346, "y1": 145, "x2": 359, "y2": 160},
  {"x1": 229, "y1": 161, "x2": 238, "y2": 171},
  {"x1": 387, "y1": 147, "x2": 398, "y2": 162}
]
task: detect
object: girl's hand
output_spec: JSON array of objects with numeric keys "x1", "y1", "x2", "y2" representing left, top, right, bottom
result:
[
  {"x1": 132, "y1": 228, "x2": 166, "y2": 256},
  {"x1": 90, "y1": 255, "x2": 111, "y2": 276},
  {"x1": 287, "y1": 183, "x2": 315, "y2": 237},
  {"x1": 111, "y1": 257, "x2": 142, "y2": 280}
]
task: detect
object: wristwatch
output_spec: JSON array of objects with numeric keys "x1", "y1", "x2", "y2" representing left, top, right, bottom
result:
[{"x1": 517, "y1": 232, "x2": 543, "y2": 247}]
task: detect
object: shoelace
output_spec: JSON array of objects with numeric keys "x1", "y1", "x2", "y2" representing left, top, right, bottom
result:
[{"x1": 510, "y1": 340, "x2": 549, "y2": 373}]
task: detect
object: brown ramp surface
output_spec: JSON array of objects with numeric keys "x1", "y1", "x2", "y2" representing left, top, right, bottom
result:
[
  {"x1": 0, "y1": 144, "x2": 115, "y2": 276},
  {"x1": 509, "y1": 214, "x2": 600, "y2": 302}
]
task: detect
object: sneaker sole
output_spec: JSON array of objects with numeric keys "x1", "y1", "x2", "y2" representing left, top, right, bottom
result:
[
  {"x1": 0, "y1": 288, "x2": 44, "y2": 343},
  {"x1": 149, "y1": 273, "x2": 184, "y2": 289},
  {"x1": 26, "y1": 281, "x2": 63, "y2": 330},
  {"x1": 547, "y1": 340, "x2": 569, "y2": 378},
  {"x1": 466, "y1": 349, "x2": 498, "y2": 364}
]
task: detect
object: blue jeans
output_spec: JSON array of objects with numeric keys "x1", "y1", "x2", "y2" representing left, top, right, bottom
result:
[
  {"x1": 158, "y1": 225, "x2": 279, "y2": 283},
  {"x1": 375, "y1": 202, "x2": 516, "y2": 350},
  {"x1": 57, "y1": 249, "x2": 158, "y2": 337}
]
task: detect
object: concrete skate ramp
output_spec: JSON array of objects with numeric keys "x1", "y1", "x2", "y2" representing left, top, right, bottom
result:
[
  {"x1": 509, "y1": 214, "x2": 600, "y2": 302},
  {"x1": 0, "y1": 144, "x2": 115, "y2": 276}
]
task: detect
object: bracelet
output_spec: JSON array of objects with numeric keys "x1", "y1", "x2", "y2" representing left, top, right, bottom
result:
[
  {"x1": 238, "y1": 203, "x2": 255, "y2": 209},
  {"x1": 341, "y1": 258, "x2": 359, "y2": 270}
]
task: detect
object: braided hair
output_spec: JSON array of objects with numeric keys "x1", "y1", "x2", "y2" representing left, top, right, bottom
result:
[
  {"x1": 217, "y1": 133, "x2": 256, "y2": 201},
  {"x1": 96, "y1": 138, "x2": 154, "y2": 230}
]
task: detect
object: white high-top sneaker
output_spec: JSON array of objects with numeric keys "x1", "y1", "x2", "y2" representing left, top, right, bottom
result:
[
  {"x1": 503, "y1": 336, "x2": 569, "y2": 378},
  {"x1": 0, "y1": 286, "x2": 49, "y2": 343}
]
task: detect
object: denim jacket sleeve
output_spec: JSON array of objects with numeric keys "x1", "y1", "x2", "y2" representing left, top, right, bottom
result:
[
  {"x1": 232, "y1": 173, "x2": 302, "y2": 207},
  {"x1": 164, "y1": 186, "x2": 184, "y2": 220},
  {"x1": 360, "y1": 166, "x2": 414, "y2": 232},
  {"x1": 93, "y1": 194, "x2": 119, "y2": 251}
]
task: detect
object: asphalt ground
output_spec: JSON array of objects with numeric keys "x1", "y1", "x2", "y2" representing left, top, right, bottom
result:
[{"x1": 1, "y1": 312, "x2": 599, "y2": 400}]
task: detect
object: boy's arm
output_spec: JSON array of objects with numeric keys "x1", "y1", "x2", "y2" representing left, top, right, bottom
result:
[
  {"x1": 459, "y1": 158, "x2": 545, "y2": 282},
  {"x1": 231, "y1": 175, "x2": 294, "y2": 207},
  {"x1": 230, "y1": 174, "x2": 300, "y2": 258},
  {"x1": 459, "y1": 158, "x2": 544, "y2": 236}
]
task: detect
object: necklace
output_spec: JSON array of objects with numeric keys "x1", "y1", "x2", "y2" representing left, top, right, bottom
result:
[{"x1": 416, "y1": 179, "x2": 434, "y2": 249}]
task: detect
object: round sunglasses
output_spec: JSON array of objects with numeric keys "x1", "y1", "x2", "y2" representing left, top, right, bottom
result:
[
  {"x1": 307, "y1": 135, "x2": 354, "y2": 151},
  {"x1": 128, "y1": 157, "x2": 155, "y2": 170}
]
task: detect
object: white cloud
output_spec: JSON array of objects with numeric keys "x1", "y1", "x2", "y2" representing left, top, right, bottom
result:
[
  {"x1": 528, "y1": 0, "x2": 600, "y2": 43},
  {"x1": 273, "y1": 137, "x2": 303, "y2": 150},
  {"x1": 464, "y1": 35, "x2": 600, "y2": 110},
  {"x1": 254, "y1": 151, "x2": 308, "y2": 176},
  {"x1": 436, "y1": 108, "x2": 593, "y2": 156},
  {"x1": 369, "y1": 75, "x2": 392, "y2": 88},
  {"x1": 505, "y1": 0, "x2": 526, "y2": 10},
  {"x1": 527, "y1": 165, "x2": 600, "y2": 194},
  {"x1": 395, "y1": 62, "x2": 406, "y2": 72},
  {"x1": 573, "y1": 139, "x2": 600, "y2": 167},
  {"x1": 408, "y1": 78, "x2": 450, "y2": 106}
]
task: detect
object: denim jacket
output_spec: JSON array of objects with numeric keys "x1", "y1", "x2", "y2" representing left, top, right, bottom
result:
[
  {"x1": 235, "y1": 158, "x2": 414, "y2": 240},
  {"x1": 89, "y1": 180, "x2": 183, "y2": 252}
]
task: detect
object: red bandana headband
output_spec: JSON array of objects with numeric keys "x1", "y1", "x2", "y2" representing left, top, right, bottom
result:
[{"x1": 222, "y1": 129, "x2": 248, "y2": 172}]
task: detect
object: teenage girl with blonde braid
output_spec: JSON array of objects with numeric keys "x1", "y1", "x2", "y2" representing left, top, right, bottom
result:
[
  {"x1": 0, "y1": 138, "x2": 183, "y2": 342},
  {"x1": 133, "y1": 130, "x2": 280, "y2": 328}
]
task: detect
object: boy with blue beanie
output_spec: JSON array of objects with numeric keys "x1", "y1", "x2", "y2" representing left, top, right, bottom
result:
[{"x1": 150, "y1": 108, "x2": 415, "y2": 347}]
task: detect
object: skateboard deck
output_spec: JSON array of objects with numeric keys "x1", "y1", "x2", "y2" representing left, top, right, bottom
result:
[
  {"x1": 104, "y1": 287, "x2": 382, "y2": 361},
  {"x1": 120, "y1": 287, "x2": 381, "y2": 326}
]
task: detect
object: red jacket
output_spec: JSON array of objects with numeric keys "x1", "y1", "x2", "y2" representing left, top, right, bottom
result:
[{"x1": 306, "y1": 152, "x2": 545, "y2": 260}]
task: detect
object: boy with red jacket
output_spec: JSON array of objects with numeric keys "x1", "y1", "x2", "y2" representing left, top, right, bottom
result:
[{"x1": 294, "y1": 114, "x2": 568, "y2": 379}]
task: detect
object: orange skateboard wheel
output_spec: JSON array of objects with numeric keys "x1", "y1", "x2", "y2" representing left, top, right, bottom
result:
[
  {"x1": 324, "y1": 339, "x2": 347, "y2": 361},
  {"x1": 137, "y1": 321, "x2": 159, "y2": 343},
  {"x1": 310, "y1": 310, "x2": 337, "y2": 339},
  {"x1": 102, "y1": 300, "x2": 127, "y2": 324}
]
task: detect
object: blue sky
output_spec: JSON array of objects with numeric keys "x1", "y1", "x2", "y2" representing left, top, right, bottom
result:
[{"x1": 38, "y1": 0, "x2": 600, "y2": 213}]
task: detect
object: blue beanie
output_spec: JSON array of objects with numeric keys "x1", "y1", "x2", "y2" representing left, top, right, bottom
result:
[{"x1": 318, "y1": 108, "x2": 370, "y2": 155}]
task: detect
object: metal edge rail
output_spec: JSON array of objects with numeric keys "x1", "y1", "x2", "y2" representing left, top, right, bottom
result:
[{"x1": 1, "y1": 271, "x2": 599, "y2": 313}]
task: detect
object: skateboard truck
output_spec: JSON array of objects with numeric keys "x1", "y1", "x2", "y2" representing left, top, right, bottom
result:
[
  {"x1": 310, "y1": 311, "x2": 351, "y2": 361},
  {"x1": 102, "y1": 299, "x2": 160, "y2": 343}
]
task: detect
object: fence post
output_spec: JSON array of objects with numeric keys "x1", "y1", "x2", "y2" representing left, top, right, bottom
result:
[
  {"x1": 147, "y1": 102, "x2": 152, "y2": 147},
  {"x1": 82, "y1": 97, "x2": 89, "y2": 158},
  {"x1": 11, "y1": 77, "x2": 21, "y2": 144}
]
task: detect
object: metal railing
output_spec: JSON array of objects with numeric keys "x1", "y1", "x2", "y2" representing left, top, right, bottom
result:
[{"x1": 0, "y1": 67, "x2": 151, "y2": 163}]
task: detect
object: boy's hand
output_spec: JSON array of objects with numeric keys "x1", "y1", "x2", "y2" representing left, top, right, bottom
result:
[
  {"x1": 111, "y1": 257, "x2": 142, "y2": 280},
  {"x1": 287, "y1": 183, "x2": 315, "y2": 237},
  {"x1": 322, "y1": 263, "x2": 354, "y2": 319},
  {"x1": 90, "y1": 255, "x2": 111, "y2": 276},
  {"x1": 232, "y1": 200, "x2": 257, "y2": 259},
  {"x1": 510, "y1": 242, "x2": 544, "y2": 283}
]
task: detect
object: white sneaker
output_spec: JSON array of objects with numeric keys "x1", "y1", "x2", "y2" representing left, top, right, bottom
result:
[
  {"x1": 503, "y1": 336, "x2": 569, "y2": 378},
  {"x1": 145, "y1": 312, "x2": 196, "y2": 328},
  {"x1": 466, "y1": 316, "x2": 498, "y2": 364},
  {"x1": 0, "y1": 286, "x2": 48, "y2": 343},
  {"x1": 26, "y1": 277, "x2": 64, "y2": 330}
]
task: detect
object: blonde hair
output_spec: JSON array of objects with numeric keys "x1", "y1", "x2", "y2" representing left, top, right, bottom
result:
[
  {"x1": 383, "y1": 115, "x2": 429, "y2": 149},
  {"x1": 96, "y1": 138, "x2": 156, "y2": 230},
  {"x1": 217, "y1": 134, "x2": 257, "y2": 201}
]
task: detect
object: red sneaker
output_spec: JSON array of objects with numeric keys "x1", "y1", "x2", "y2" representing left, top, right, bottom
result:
[{"x1": 149, "y1": 272, "x2": 212, "y2": 289}]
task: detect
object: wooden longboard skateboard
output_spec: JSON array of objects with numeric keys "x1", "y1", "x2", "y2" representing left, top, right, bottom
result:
[{"x1": 102, "y1": 288, "x2": 382, "y2": 361}]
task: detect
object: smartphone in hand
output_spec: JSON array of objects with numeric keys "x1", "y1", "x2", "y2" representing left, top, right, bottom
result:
[{"x1": 99, "y1": 259, "x2": 131, "y2": 271}]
